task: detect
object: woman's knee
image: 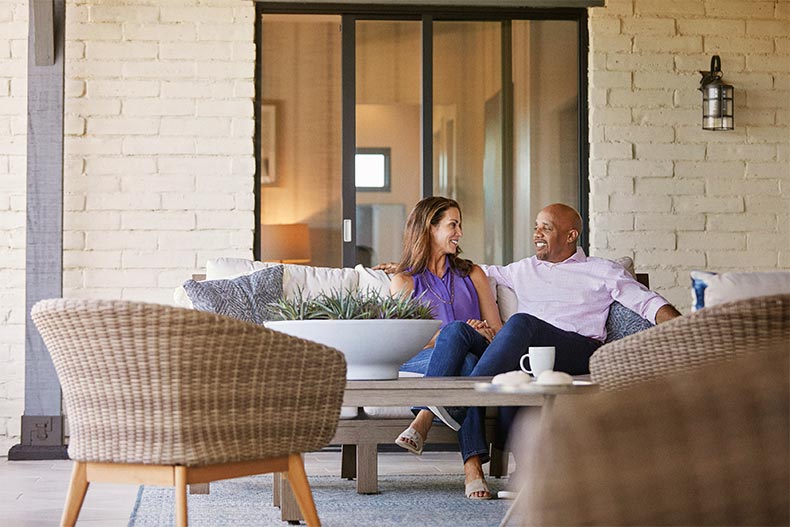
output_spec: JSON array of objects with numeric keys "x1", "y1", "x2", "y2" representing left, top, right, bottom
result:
[{"x1": 438, "y1": 320, "x2": 477, "y2": 343}]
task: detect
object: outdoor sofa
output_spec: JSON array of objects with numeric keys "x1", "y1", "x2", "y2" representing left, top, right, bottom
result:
[{"x1": 174, "y1": 255, "x2": 655, "y2": 491}]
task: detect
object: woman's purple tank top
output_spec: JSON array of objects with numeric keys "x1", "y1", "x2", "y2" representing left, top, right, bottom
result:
[{"x1": 411, "y1": 261, "x2": 481, "y2": 329}]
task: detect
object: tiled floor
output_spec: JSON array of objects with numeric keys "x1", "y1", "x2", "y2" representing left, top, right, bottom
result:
[{"x1": 1, "y1": 449, "x2": 508, "y2": 526}]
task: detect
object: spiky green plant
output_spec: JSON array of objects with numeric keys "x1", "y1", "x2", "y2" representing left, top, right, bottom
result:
[
  {"x1": 380, "y1": 290, "x2": 435, "y2": 320},
  {"x1": 267, "y1": 287, "x2": 434, "y2": 321},
  {"x1": 267, "y1": 288, "x2": 324, "y2": 320}
]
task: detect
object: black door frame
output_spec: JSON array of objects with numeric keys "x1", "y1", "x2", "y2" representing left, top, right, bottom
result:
[{"x1": 254, "y1": 4, "x2": 590, "y2": 264}]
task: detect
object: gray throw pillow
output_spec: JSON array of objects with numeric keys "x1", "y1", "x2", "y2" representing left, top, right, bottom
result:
[
  {"x1": 183, "y1": 265, "x2": 284, "y2": 325},
  {"x1": 604, "y1": 301, "x2": 653, "y2": 343}
]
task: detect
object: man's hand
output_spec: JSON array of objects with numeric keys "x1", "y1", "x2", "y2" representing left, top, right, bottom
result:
[
  {"x1": 655, "y1": 304, "x2": 681, "y2": 324},
  {"x1": 373, "y1": 262, "x2": 398, "y2": 274}
]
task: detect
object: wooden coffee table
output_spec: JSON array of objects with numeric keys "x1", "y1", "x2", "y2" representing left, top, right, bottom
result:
[{"x1": 275, "y1": 375, "x2": 593, "y2": 522}]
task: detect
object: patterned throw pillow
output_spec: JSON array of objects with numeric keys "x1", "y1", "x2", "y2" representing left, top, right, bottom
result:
[
  {"x1": 604, "y1": 301, "x2": 653, "y2": 343},
  {"x1": 183, "y1": 265, "x2": 284, "y2": 325}
]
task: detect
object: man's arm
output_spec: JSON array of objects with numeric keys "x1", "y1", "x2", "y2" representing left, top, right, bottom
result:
[{"x1": 655, "y1": 303, "x2": 681, "y2": 324}]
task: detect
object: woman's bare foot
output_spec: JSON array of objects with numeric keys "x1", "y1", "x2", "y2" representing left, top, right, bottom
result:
[{"x1": 463, "y1": 455, "x2": 491, "y2": 499}]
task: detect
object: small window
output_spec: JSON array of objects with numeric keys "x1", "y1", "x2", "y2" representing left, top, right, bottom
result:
[{"x1": 355, "y1": 148, "x2": 391, "y2": 192}]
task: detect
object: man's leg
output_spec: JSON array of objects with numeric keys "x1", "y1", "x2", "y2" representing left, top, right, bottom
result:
[{"x1": 470, "y1": 313, "x2": 601, "y2": 377}]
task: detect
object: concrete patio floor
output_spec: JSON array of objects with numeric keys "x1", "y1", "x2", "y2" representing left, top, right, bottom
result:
[{"x1": 1, "y1": 449, "x2": 512, "y2": 526}]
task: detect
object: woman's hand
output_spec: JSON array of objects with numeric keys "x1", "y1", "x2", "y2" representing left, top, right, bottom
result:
[{"x1": 466, "y1": 319, "x2": 495, "y2": 343}]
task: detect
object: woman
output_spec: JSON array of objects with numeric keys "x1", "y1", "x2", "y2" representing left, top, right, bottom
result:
[{"x1": 391, "y1": 196, "x2": 503, "y2": 500}]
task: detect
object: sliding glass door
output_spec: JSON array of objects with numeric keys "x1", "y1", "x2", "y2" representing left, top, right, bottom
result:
[{"x1": 257, "y1": 8, "x2": 586, "y2": 268}]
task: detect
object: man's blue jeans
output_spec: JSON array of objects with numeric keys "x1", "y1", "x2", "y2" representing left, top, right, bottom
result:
[
  {"x1": 405, "y1": 315, "x2": 602, "y2": 463},
  {"x1": 400, "y1": 321, "x2": 491, "y2": 464}
]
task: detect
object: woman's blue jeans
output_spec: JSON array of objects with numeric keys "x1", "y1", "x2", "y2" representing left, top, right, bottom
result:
[{"x1": 400, "y1": 321, "x2": 491, "y2": 464}]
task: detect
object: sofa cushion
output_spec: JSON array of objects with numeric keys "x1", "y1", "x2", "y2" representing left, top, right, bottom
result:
[
  {"x1": 355, "y1": 264, "x2": 391, "y2": 296},
  {"x1": 206, "y1": 256, "x2": 268, "y2": 280},
  {"x1": 206, "y1": 257, "x2": 358, "y2": 300},
  {"x1": 183, "y1": 265, "x2": 284, "y2": 325},
  {"x1": 282, "y1": 264, "x2": 359, "y2": 299},
  {"x1": 604, "y1": 301, "x2": 653, "y2": 343},
  {"x1": 691, "y1": 270, "x2": 790, "y2": 311}
]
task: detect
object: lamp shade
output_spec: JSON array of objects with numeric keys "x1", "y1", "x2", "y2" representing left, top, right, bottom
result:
[{"x1": 261, "y1": 223, "x2": 312, "y2": 263}]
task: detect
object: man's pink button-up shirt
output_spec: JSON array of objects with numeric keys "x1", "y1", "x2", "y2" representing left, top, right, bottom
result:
[{"x1": 484, "y1": 247, "x2": 669, "y2": 342}]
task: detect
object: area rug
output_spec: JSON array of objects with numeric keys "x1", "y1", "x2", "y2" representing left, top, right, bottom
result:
[{"x1": 128, "y1": 473, "x2": 511, "y2": 526}]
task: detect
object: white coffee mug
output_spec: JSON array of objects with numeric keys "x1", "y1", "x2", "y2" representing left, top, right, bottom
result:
[{"x1": 520, "y1": 346, "x2": 555, "y2": 377}]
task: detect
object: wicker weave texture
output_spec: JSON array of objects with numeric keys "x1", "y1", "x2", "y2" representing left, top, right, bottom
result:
[
  {"x1": 518, "y1": 350, "x2": 789, "y2": 526},
  {"x1": 32, "y1": 299, "x2": 347, "y2": 466},
  {"x1": 590, "y1": 294, "x2": 790, "y2": 391}
]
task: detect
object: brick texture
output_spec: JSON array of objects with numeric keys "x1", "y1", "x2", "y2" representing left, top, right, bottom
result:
[
  {"x1": 589, "y1": 0, "x2": 789, "y2": 312},
  {"x1": 0, "y1": 0, "x2": 255, "y2": 450},
  {"x1": 0, "y1": 0, "x2": 27, "y2": 454}
]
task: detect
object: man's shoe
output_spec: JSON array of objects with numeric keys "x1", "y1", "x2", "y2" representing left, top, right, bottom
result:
[{"x1": 428, "y1": 406, "x2": 466, "y2": 431}]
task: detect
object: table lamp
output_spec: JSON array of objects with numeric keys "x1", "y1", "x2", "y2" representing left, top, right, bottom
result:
[{"x1": 261, "y1": 223, "x2": 312, "y2": 264}]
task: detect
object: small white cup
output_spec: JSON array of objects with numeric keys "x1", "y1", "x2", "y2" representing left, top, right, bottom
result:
[{"x1": 520, "y1": 346, "x2": 555, "y2": 377}]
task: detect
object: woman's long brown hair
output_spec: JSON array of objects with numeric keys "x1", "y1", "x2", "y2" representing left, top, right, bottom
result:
[{"x1": 396, "y1": 196, "x2": 473, "y2": 277}]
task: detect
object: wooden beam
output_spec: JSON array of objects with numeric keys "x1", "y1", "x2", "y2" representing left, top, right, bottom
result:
[
  {"x1": 32, "y1": 0, "x2": 54, "y2": 66},
  {"x1": 8, "y1": 0, "x2": 65, "y2": 460}
]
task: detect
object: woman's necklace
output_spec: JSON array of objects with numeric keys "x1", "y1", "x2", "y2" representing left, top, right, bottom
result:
[{"x1": 425, "y1": 269, "x2": 454, "y2": 305}]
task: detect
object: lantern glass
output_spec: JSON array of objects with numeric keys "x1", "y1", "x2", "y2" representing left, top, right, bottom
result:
[{"x1": 701, "y1": 82, "x2": 734, "y2": 131}]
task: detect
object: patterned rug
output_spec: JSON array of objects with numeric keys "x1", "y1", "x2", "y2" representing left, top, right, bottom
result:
[{"x1": 128, "y1": 473, "x2": 511, "y2": 526}]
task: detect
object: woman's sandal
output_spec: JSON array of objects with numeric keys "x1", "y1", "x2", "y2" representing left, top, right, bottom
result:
[
  {"x1": 394, "y1": 426, "x2": 424, "y2": 455},
  {"x1": 465, "y1": 478, "x2": 492, "y2": 500}
]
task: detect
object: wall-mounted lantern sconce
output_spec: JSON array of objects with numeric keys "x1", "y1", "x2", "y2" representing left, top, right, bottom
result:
[{"x1": 699, "y1": 55, "x2": 734, "y2": 131}]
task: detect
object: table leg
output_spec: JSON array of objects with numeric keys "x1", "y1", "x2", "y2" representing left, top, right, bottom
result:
[
  {"x1": 356, "y1": 442, "x2": 379, "y2": 494},
  {"x1": 279, "y1": 471, "x2": 304, "y2": 523}
]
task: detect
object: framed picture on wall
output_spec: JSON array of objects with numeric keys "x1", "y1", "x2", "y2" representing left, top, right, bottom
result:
[{"x1": 261, "y1": 102, "x2": 277, "y2": 185}]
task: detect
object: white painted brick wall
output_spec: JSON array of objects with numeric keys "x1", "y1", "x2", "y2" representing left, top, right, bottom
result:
[
  {"x1": 0, "y1": 0, "x2": 26, "y2": 454},
  {"x1": 63, "y1": 0, "x2": 255, "y2": 309},
  {"x1": 589, "y1": 0, "x2": 790, "y2": 311},
  {"x1": 0, "y1": 0, "x2": 255, "y2": 450}
]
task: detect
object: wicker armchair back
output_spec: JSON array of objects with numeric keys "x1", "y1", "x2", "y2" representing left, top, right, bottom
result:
[
  {"x1": 590, "y1": 294, "x2": 790, "y2": 391},
  {"x1": 32, "y1": 298, "x2": 347, "y2": 526},
  {"x1": 32, "y1": 298, "x2": 347, "y2": 466},
  {"x1": 517, "y1": 349, "x2": 789, "y2": 526}
]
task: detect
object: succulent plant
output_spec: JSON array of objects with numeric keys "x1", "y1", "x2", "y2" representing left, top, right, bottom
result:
[{"x1": 267, "y1": 287, "x2": 434, "y2": 321}]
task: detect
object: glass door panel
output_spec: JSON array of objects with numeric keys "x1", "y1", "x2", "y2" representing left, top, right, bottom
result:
[
  {"x1": 512, "y1": 20, "x2": 579, "y2": 260},
  {"x1": 434, "y1": 22, "x2": 503, "y2": 265},
  {"x1": 259, "y1": 14, "x2": 342, "y2": 267},
  {"x1": 355, "y1": 20, "x2": 422, "y2": 267}
]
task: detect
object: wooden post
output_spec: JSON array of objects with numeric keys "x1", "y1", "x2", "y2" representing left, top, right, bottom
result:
[{"x1": 8, "y1": 0, "x2": 66, "y2": 460}]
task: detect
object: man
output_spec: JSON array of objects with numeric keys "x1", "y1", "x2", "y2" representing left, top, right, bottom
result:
[
  {"x1": 475, "y1": 202, "x2": 681, "y2": 377},
  {"x1": 426, "y1": 203, "x2": 681, "y2": 498}
]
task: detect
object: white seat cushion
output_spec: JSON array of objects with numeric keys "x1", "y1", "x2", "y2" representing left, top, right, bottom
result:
[{"x1": 363, "y1": 370, "x2": 422, "y2": 418}]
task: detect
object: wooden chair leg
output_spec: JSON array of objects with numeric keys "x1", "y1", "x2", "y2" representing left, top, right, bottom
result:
[
  {"x1": 61, "y1": 461, "x2": 89, "y2": 527},
  {"x1": 174, "y1": 466, "x2": 188, "y2": 527},
  {"x1": 286, "y1": 454, "x2": 321, "y2": 527}
]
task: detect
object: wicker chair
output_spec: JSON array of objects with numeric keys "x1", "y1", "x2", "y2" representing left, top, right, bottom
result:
[
  {"x1": 515, "y1": 349, "x2": 789, "y2": 526},
  {"x1": 590, "y1": 294, "x2": 790, "y2": 391},
  {"x1": 31, "y1": 299, "x2": 347, "y2": 527}
]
